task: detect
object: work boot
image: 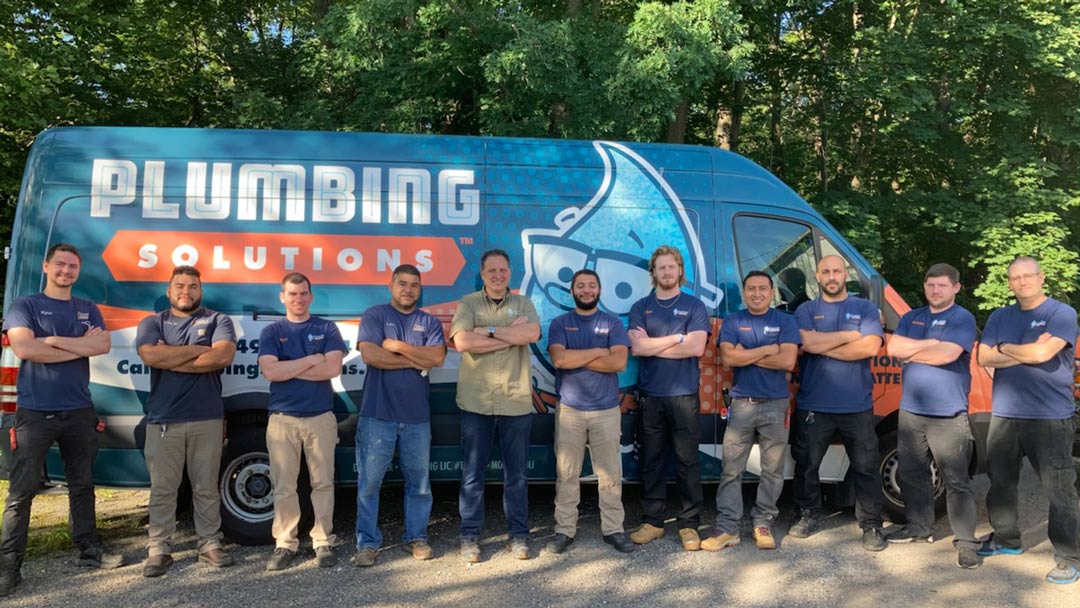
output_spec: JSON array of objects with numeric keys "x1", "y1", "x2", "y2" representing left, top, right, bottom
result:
[
  {"x1": 350, "y1": 547, "x2": 378, "y2": 567},
  {"x1": 678, "y1": 528, "x2": 701, "y2": 551},
  {"x1": 76, "y1": 543, "x2": 125, "y2": 569},
  {"x1": 403, "y1": 540, "x2": 433, "y2": 560},
  {"x1": 788, "y1": 512, "x2": 820, "y2": 539},
  {"x1": 266, "y1": 547, "x2": 297, "y2": 571},
  {"x1": 460, "y1": 539, "x2": 481, "y2": 563},
  {"x1": 545, "y1": 533, "x2": 573, "y2": 555},
  {"x1": 508, "y1": 537, "x2": 530, "y2": 560},
  {"x1": 603, "y1": 533, "x2": 635, "y2": 554},
  {"x1": 0, "y1": 555, "x2": 22, "y2": 597},
  {"x1": 315, "y1": 545, "x2": 337, "y2": 568},
  {"x1": 630, "y1": 523, "x2": 665, "y2": 545},
  {"x1": 142, "y1": 554, "x2": 173, "y2": 578},
  {"x1": 861, "y1": 527, "x2": 887, "y2": 552},
  {"x1": 198, "y1": 547, "x2": 234, "y2": 568},
  {"x1": 701, "y1": 531, "x2": 740, "y2": 552},
  {"x1": 753, "y1": 526, "x2": 777, "y2": 550}
]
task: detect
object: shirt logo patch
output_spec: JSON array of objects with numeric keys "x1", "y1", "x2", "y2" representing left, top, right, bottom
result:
[
  {"x1": 40, "y1": 311, "x2": 53, "y2": 316},
  {"x1": 673, "y1": 308, "x2": 689, "y2": 317},
  {"x1": 594, "y1": 326, "x2": 610, "y2": 335},
  {"x1": 1030, "y1": 320, "x2": 1047, "y2": 328},
  {"x1": 931, "y1": 319, "x2": 947, "y2": 327},
  {"x1": 307, "y1": 333, "x2": 325, "y2": 342},
  {"x1": 197, "y1": 329, "x2": 206, "y2": 336},
  {"x1": 845, "y1": 313, "x2": 862, "y2": 321},
  {"x1": 194, "y1": 318, "x2": 210, "y2": 326},
  {"x1": 412, "y1": 323, "x2": 426, "y2": 332},
  {"x1": 566, "y1": 326, "x2": 580, "y2": 332},
  {"x1": 77, "y1": 312, "x2": 90, "y2": 320},
  {"x1": 763, "y1": 325, "x2": 780, "y2": 335}
]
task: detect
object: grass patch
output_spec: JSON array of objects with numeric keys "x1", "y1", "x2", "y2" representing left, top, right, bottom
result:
[{"x1": 0, "y1": 480, "x2": 146, "y2": 558}]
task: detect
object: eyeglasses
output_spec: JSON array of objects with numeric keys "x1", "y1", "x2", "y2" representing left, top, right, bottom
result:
[
  {"x1": 525, "y1": 234, "x2": 652, "y2": 315},
  {"x1": 1007, "y1": 272, "x2": 1041, "y2": 282}
]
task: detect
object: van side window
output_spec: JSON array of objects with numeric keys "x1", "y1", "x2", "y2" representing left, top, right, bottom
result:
[{"x1": 732, "y1": 215, "x2": 816, "y2": 312}]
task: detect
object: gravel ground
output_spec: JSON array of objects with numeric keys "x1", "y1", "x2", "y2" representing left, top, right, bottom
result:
[{"x1": 4, "y1": 464, "x2": 1077, "y2": 608}]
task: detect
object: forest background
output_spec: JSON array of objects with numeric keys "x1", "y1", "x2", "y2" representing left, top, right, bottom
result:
[{"x1": 2, "y1": 0, "x2": 1078, "y2": 320}]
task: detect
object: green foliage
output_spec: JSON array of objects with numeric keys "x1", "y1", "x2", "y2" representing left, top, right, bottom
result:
[{"x1": 2, "y1": 0, "x2": 1078, "y2": 320}]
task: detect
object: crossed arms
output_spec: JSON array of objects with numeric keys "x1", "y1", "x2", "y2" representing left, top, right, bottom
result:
[
  {"x1": 360, "y1": 339, "x2": 446, "y2": 372},
  {"x1": 977, "y1": 333, "x2": 1068, "y2": 369},
  {"x1": 720, "y1": 341, "x2": 797, "y2": 371},
  {"x1": 7, "y1": 326, "x2": 111, "y2": 363},
  {"x1": 800, "y1": 329, "x2": 882, "y2": 360},
  {"x1": 452, "y1": 316, "x2": 541, "y2": 354},
  {"x1": 887, "y1": 335, "x2": 964, "y2": 366},
  {"x1": 627, "y1": 328, "x2": 707, "y2": 359},
  {"x1": 259, "y1": 350, "x2": 344, "y2": 382},
  {"x1": 548, "y1": 344, "x2": 629, "y2": 373},
  {"x1": 138, "y1": 340, "x2": 237, "y2": 374}
]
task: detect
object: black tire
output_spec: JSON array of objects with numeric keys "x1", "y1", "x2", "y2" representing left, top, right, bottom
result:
[
  {"x1": 219, "y1": 426, "x2": 275, "y2": 546},
  {"x1": 878, "y1": 429, "x2": 947, "y2": 523}
]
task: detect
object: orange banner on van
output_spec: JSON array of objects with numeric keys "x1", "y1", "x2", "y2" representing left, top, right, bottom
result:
[{"x1": 102, "y1": 230, "x2": 466, "y2": 285}]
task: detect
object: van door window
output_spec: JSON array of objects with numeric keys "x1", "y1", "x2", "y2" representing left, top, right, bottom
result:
[{"x1": 732, "y1": 215, "x2": 816, "y2": 312}]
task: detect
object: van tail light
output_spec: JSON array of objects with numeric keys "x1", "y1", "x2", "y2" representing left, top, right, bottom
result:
[{"x1": 1, "y1": 333, "x2": 19, "y2": 414}]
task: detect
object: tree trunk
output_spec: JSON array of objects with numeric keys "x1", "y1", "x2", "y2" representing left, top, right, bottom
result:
[
  {"x1": 665, "y1": 99, "x2": 689, "y2": 144},
  {"x1": 715, "y1": 79, "x2": 744, "y2": 151}
]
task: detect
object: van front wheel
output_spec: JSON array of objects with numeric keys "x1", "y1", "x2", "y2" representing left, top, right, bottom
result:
[
  {"x1": 219, "y1": 427, "x2": 275, "y2": 546},
  {"x1": 878, "y1": 429, "x2": 947, "y2": 523}
]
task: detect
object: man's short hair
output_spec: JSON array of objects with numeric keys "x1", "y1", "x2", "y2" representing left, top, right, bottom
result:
[
  {"x1": 1007, "y1": 256, "x2": 1041, "y2": 273},
  {"x1": 171, "y1": 265, "x2": 201, "y2": 282},
  {"x1": 924, "y1": 263, "x2": 960, "y2": 284},
  {"x1": 281, "y1": 272, "x2": 312, "y2": 291},
  {"x1": 392, "y1": 264, "x2": 422, "y2": 281},
  {"x1": 742, "y1": 270, "x2": 774, "y2": 288},
  {"x1": 45, "y1": 243, "x2": 80, "y2": 262},
  {"x1": 480, "y1": 249, "x2": 510, "y2": 269},
  {"x1": 571, "y1": 268, "x2": 601, "y2": 289},
  {"x1": 648, "y1": 245, "x2": 687, "y2": 288}
]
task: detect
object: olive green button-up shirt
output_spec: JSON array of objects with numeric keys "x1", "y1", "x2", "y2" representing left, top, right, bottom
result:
[{"x1": 449, "y1": 291, "x2": 540, "y2": 416}]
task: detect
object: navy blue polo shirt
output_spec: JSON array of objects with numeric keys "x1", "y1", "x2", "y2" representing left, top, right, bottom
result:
[
  {"x1": 981, "y1": 298, "x2": 1078, "y2": 419},
  {"x1": 628, "y1": 293, "x2": 711, "y2": 397},
  {"x1": 357, "y1": 304, "x2": 445, "y2": 424},
  {"x1": 259, "y1": 316, "x2": 347, "y2": 416},
  {"x1": 548, "y1": 310, "x2": 631, "y2": 411},
  {"x1": 795, "y1": 296, "x2": 884, "y2": 413},
  {"x1": 3, "y1": 293, "x2": 105, "y2": 412},
  {"x1": 895, "y1": 304, "x2": 976, "y2": 417},
  {"x1": 136, "y1": 308, "x2": 236, "y2": 423},
  {"x1": 719, "y1": 308, "x2": 801, "y2": 400}
]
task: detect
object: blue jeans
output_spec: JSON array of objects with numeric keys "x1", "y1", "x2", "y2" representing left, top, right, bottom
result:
[
  {"x1": 458, "y1": 410, "x2": 533, "y2": 540},
  {"x1": 354, "y1": 418, "x2": 432, "y2": 549}
]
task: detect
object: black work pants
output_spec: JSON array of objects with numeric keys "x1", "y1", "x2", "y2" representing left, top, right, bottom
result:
[{"x1": 637, "y1": 394, "x2": 702, "y2": 530}]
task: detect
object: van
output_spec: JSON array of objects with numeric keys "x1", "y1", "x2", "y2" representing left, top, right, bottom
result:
[{"x1": 1, "y1": 127, "x2": 997, "y2": 544}]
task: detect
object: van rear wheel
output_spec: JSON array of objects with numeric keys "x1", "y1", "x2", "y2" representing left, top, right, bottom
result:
[
  {"x1": 878, "y1": 429, "x2": 947, "y2": 523},
  {"x1": 219, "y1": 427, "x2": 275, "y2": 545}
]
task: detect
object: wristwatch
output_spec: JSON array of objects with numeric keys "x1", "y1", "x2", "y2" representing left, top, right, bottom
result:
[
  {"x1": 488, "y1": 325, "x2": 496, "y2": 338},
  {"x1": 677, "y1": 334, "x2": 685, "y2": 344}
]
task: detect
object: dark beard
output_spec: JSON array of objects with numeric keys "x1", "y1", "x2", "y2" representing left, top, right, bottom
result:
[
  {"x1": 573, "y1": 295, "x2": 599, "y2": 310},
  {"x1": 172, "y1": 298, "x2": 202, "y2": 313}
]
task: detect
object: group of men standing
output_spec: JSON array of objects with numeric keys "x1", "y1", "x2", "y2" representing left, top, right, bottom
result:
[{"x1": 1, "y1": 241, "x2": 1077, "y2": 598}]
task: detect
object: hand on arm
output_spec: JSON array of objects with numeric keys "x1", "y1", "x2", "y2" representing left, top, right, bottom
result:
[
  {"x1": 41, "y1": 326, "x2": 111, "y2": 357},
  {"x1": 757, "y1": 343, "x2": 798, "y2": 370},
  {"x1": 137, "y1": 341, "x2": 211, "y2": 370},
  {"x1": 488, "y1": 316, "x2": 541, "y2": 345},
  {"x1": 799, "y1": 329, "x2": 861, "y2": 354},
  {"x1": 720, "y1": 342, "x2": 778, "y2": 368},
  {"x1": 886, "y1": 334, "x2": 938, "y2": 361},
  {"x1": 653, "y1": 330, "x2": 708, "y2": 359},
  {"x1": 548, "y1": 344, "x2": 608, "y2": 370},
  {"x1": 977, "y1": 342, "x2": 1021, "y2": 369},
  {"x1": 999, "y1": 333, "x2": 1068, "y2": 365},
  {"x1": 173, "y1": 340, "x2": 238, "y2": 373},
  {"x1": 822, "y1": 335, "x2": 883, "y2": 361},
  {"x1": 584, "y1": 345, "x2": 629, "y2": 373},
  {"x1": 297, "y1": 350, "x2": 344, "y2": 381},
  {"x1": 382, "y1": 339, "x2": 447, "y2": 369},
  {"x1": 7, "y1": 327, "x2": 81, "y2": 363},
  {"x1": 259, "y1": 353, "x2": 324, "y2": 382},
  {"x1": 905, "y1": 342, "x2": 964, "y2": 366}
]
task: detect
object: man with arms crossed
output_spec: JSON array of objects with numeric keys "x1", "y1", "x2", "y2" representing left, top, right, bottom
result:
[
  {"x1": 1, "y1": 243, "x2": 121, "y2": 598},
  {"x1": 976, "y1": 256, "x2": 1080, "y2": 585},
  {"x1": 545, "y1": 269, "x2": 635, "y2": 555},
  {"x1": 884, "y1": 263, "x2": 980, "y2": 569},
  {"x1": 627, "y1": 245, "x2": 710, "y2": 551},
  {"x1": 136, "y1": 266, "x2": 238, "y2": 577},
  {"x1": 788, "y1": 255, "x2": 888, "y2": 551},
  {"x1": 703, "y1": 271, "x2": 798, "y2": 552},
  {"x1": 353, "y1": 264, "x2": 446, "y2": 567},
  {"x1": 450, "y1": 249, "x2": 541, "y2": 562},
  {"x1": 258, "y1": 273, "x2": 347, "y2": 570}
]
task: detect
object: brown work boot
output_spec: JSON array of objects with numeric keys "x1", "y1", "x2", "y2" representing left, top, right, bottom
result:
[
  {"x1": 630, "y1": 524, "x2": 665, "y2": 545},
  {"x1": 142, "y1": 554, "x2": 173, "y2": 578},
  {"x1": 678, "y1": 528, "x2": 701, "y2": 551},
  {"x1": 701, "y1": 531, "x2": 741, "y2": 552},
  {"x1": 753, "y1": 526, "x2": 777, "y2": 550},
  {"x1": 198, "y1": 547, "x2": 235, "y2": 568},
  {"x1": 404, "y1": 540, "x2": 433, "y2": 560}
]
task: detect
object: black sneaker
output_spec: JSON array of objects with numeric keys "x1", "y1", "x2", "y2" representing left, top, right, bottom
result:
[
  {"x1": 788, "y1": 512, "x2": 820, "y2": 539},
  {"x1": 884, "y1": 526, "x2": 934, "y2": 544},
  {"x1": 266, "y1": 548, "x2": 297, "y2": 571},
  {"x1": 957, "y1": 547, "x2": 980, "y2": 569},
  {"x1": 861, "y1": 527, "x2": 887, "y2": 552},
  {"x1": 545, "y1": 533, "x2": 573, "y2": 555},
  {"x1": 603, "y1": 533, "x2": 636, "y2": 554},
  {"x1": 76, "y1": 544, "x2": 125, "y2": 569}
]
